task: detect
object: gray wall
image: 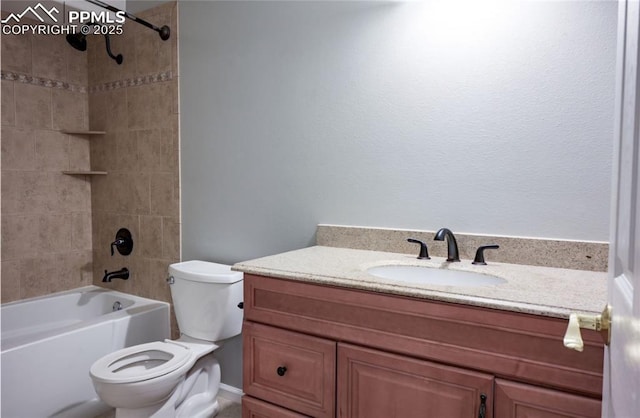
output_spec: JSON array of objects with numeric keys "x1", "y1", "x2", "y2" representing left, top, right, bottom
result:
[{"x1": 178, "y1": 0, "x2": 617, "y2": 388}]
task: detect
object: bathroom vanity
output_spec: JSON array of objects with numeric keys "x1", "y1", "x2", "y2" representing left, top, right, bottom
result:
[{"x1": 234, "y1": 246, "x2": 606, "y2": 418}]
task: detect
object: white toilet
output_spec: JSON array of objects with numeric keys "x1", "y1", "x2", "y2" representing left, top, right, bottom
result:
[{"x1": 90, "y1": 260, "x2": 244, "y2": 418}]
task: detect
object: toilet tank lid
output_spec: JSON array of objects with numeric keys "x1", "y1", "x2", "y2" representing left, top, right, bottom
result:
[{"x1": 169, "y1": 260, "x2": 243, "y2": 284}]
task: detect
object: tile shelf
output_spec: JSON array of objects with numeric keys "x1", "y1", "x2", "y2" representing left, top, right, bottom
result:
[
  {"x1": 61, "y1": 130, "x2": 106, "y2": 135},
  {"x1": 62, "y1": 171, "x2": 108, "y2": 175}
]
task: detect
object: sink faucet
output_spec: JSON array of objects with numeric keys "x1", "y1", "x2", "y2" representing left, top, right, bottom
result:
[
  {"x1": 434, "y1": 228, "x2": 460, "y2": 262},
  {"x1": 103, "y1": 267, "x2": 129, "y2": 282}
]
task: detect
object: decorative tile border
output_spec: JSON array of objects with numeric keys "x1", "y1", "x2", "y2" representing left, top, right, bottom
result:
[
  {"x1": 0, "y1": 71, "x2": 87, "y2": 93},
  {"x1": 0, "y1": 70, "x2": 174, "y2": 93},
  {"x1": 316, "y1": 224, "x2": 609, "y2": 272},
  {"x1": 88, "y1": 71, "x2": 173, "y2": 93}
]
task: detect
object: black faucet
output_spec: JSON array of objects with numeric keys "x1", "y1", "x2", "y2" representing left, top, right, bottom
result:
[
  {"x1": 434, "y1": 228, "x2": 460, "y2": 262},
  {"x1": 103, "y1": 267, "x2": 129, "y2": 282}
]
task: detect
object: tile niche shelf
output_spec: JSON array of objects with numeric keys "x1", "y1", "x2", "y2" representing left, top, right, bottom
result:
[
  {"x1": 61, "y1": 130, "x2": 107, "y2": 176},
  {"x1": 62, "y1": 171, "x2": 108, "y2": 175},
  {"x1": 61, "y1": 130, "x2": 107, "y2": 135}
]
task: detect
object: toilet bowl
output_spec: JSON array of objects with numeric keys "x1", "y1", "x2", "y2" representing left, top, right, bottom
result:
[{"x1": 89, "y1": 261, "x2": 243, "y2": 418}]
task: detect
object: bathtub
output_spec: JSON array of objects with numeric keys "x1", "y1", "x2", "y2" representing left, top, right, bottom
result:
[{"x1": 1, "y1": 286, "x2": 170, "y2": 418}]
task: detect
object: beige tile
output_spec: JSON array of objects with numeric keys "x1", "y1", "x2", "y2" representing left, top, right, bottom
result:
[
  {"x1": 57, "y1": 250, "x2": 93, "y2": 290},
  {"x1": 1, "y1": 214, "x2": 39, "y2": 260},
  {"x1": 32, "y1": 33, "x2": 67, "y2": 81},
  {"x1": 56, "y1": 173, "x2": 91, "y2": 212},
  {"x1": 2, "y1": 80, "x2": 15, "y2": 126},
  {"x1": 87, "y1": 34, "x2": 104, "y2": 86},
  {"x1": 15, "y1": 83, "x2": 52, "y2": 129},
  {"x1": 38, "y1": 213, "x2": 72, "y2": 253},
  {"x1": 137, "y1": 127, "x2": 177, "y2": 173},
  {"x1": 90, "y1": 131, "x2": 118, "y2": 172},
  {"x1": 1, "y1": 32, "x2": 32, "y2": 74},
  {"x1": 1, "y1": 126, "x2": 35, "y2": 170},
  {"x1": 52, "y1": 89, "x2": 88, "y2": 131},
  {"x1": 148, "y1": 258, "x2": 173, "y2": 303},
  {"x1": 104, "y1": 89, "x2": 129, "y2": 131},
  {"x1": 69, "y1": 134, "x2": 91, "y2": 171},
  {"x1": 171, "y1": 79, "x2": 179, "y2": 115},
  {"x1": 88, "y1": 91, "x2": 106, "y2": 131},
  {"x1": 1, "y1": 260, "x2": 22, "y2": 303},
  {"x1": 150, "y1": 172, "x2": 178, "y2": 217},
  {"x1": 134, "y1": 24, "x2": 160, "y2": 76},
  {"x1": 109, "y1": 172, "x2": 151, "y2": 215},
  {"x1": 66, "y1": 46, "x2": 88, "y2": 86},
  {"x1": 1, "y1": 171, "x2": 26, "y2": 214},
  {"x1": 71, "y1": 212, "x2": 93, "y2": 251},
  {"x1": 140, "y1": 216, "x2": 163, "y2": 258},
  {"x1": 20, "y1": 254, "x2": 55, "y2": 298},
  {"x1": 35, "y1": 129, "x2": 69, "y2": 171},
  {"x1": 1, "y1": 171, "x2": 58, "y2": 214},
  {"x1": 127, "y1": 257, "x2": 152, "y2": 297},
  {"x1": 115, "y1": 131, "x2": 139, "y2": 171},
  {"x1": 127, "y1": 82, "x2": 173, "y2": 130},
  {"x1": 162, "y1": 217, "x2": 180, "y2": 260},
  {"x1": 170, "y1": 3, "x2": 179, "y2": 77}
]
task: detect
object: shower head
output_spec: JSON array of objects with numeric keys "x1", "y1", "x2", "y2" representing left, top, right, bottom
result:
[{"x1": 66, "y1": 33, "x2": 87, "y2": 52}]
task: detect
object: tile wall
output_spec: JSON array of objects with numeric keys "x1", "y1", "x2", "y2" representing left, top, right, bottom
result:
[
  {"x1": 1, "y1": 2, "x2": 180, "y2": 330},
  {"x1": 1, "y1": 13, "x2": 93, "y2": 302},
  {"x1": 87, "y1": 2, "x2": 180, "y2": 331}
]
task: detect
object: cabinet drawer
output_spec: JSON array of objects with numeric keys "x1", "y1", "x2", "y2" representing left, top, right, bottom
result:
[
  {"x1": 242, "y1": 396, "x2": 309, "y2": 418},
  {"x1": 494, "y1": 379, "x2": 601, "y2": 418},
  {"x1": 243, "y1": 322, "x2": 336, "y2": 418}
]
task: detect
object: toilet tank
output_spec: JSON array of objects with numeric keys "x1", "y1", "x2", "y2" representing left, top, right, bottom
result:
[{"x1": 168, "y1": 261, "x2": 243, "y2": 342}]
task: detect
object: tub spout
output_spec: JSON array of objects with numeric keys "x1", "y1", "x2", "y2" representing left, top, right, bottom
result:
[{"x1": 103, "y1": 267, "x2": 129, "y2": 282}]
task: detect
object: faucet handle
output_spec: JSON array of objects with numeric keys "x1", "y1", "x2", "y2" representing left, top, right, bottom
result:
[
  {"x1": 407, "y1": 238, "x2": 430, "y2": 259},
  {"x1": 472, "y1": 245, "x2": 500, "y2": 265},
  {"x1": 110, "y1": 228, "x2": 133, "y2": 256}
]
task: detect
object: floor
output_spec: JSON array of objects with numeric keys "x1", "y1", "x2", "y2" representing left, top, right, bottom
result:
[
  {"x1": 217, "y1": 396, "x2": 242, "y2": 418},
  {"x1": 96, "y1": 396, "x2": 241, "y2": 417}
]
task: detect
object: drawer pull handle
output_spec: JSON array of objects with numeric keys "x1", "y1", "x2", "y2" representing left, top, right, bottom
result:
[
  {"x1": 276, "y1": 366, "x2": 287, "y2": 376},
  {"x1": 478, "y1": 393, "x2": 487, "y2": 418}
]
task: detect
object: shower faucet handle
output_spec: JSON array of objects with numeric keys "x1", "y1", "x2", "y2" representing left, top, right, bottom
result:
[{"x1": 110, "y1": 228, "x2": 134, "y2": 256}]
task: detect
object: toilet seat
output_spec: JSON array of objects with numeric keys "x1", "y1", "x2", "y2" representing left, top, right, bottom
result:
[{"x1": 90, "y1": 340, "x2": 195, "y2": 384}]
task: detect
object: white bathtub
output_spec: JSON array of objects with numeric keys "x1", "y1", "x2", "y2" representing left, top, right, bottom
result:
[{"x1": 1, "y1": 286, "x2": 170, "y2": 418}]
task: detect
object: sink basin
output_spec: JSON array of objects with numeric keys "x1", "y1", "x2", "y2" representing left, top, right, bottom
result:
[{"x1": 366, "y1": 265, "x2": 507, "y2": 287}]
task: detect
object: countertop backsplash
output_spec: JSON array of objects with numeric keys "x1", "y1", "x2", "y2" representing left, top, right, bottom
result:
[{"x1": 316, "y1": 224, "x2": 608, "y2": 272}]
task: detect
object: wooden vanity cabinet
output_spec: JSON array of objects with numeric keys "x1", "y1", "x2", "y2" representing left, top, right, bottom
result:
[{"x1": 242, "y1": 274, "x2": 603, "y2": 418}]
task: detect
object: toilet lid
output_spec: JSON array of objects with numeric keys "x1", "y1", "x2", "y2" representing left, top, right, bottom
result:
[{"x1": 90, "y1": 341, "x2": 194, "y2": 384}]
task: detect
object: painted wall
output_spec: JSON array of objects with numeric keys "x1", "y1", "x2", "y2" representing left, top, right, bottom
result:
[{"x1": 179, "y1": 1, "x2": 617, "y2": 387}]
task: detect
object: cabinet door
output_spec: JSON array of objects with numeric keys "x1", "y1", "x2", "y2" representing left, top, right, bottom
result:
[
  {"x1": 337, "y1": 343, "x2": 493, "y2": 418},
  {"x1": 242, "y1": 396, "x2": 309, "y2": 418},
  {"x1": 495, "y1": 379, "x2": 601, "y2": 418}
]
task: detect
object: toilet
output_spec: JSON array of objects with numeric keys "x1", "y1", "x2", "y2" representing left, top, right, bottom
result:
[{"x1": 89, "y1": 260, "x2": 243, "y2": 418}]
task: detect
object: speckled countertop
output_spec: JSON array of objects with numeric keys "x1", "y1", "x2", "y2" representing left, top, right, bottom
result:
[{"x1": 233, "y1": 246, "x2": 607, "y2": 319}]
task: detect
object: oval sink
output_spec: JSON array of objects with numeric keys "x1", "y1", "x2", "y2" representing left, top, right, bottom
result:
[{"x1": 366, "y1": 265, "x2": 507, "y2": 287}]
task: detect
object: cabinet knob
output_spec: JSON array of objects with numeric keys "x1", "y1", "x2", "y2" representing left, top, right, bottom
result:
[{"x1": 276, "y1": 366, "x2": 287, "y2": 376}]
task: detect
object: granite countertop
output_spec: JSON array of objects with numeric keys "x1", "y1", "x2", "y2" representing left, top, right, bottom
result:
[{"x1": 233, "y1": 246, "x2": 607, "y2": 319}]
